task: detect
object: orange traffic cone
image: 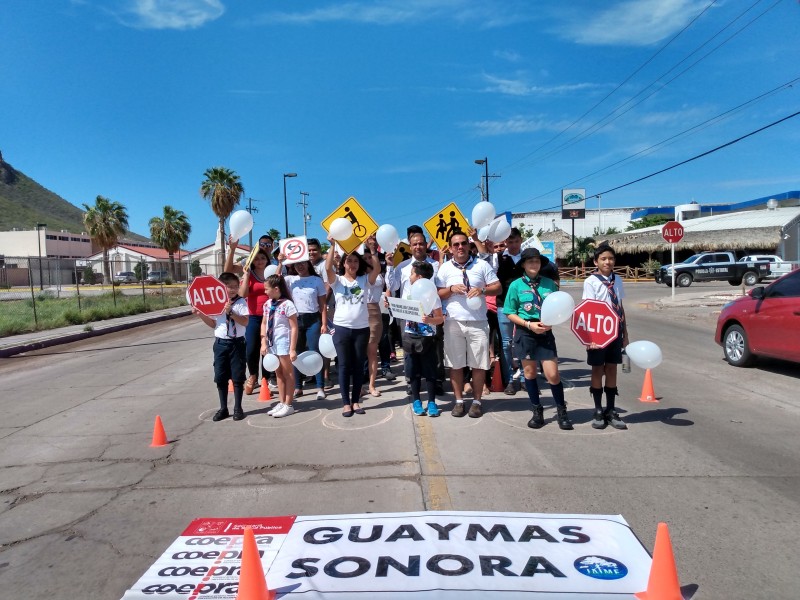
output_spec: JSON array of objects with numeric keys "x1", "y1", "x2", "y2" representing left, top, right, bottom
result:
[
  {"x1": 635, "y1": 522, "x2": 698, "y2": 600},
  {"x1": 638, "y1": 368, "x2": 659, "y2": 403},
  {"x1": 258, "y1": 377, "x2": 272, "y2": 402},
  {"x1": 236, "y1": 526, "x2": 274, "y2": 600},
  {"x1": 228, "y1": 379, "x2": 234, "y2": 392},
  {"x1": 149, "y1": 415, "x2": 168, "y2": 447},
  {"x1": 490, "y1": 359, "x2": 505, "y2": 393}
]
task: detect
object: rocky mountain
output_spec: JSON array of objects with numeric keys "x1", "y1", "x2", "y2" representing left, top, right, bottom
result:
[{"x1": 0, "y1": 151, "x2": 151, "y2": 243}]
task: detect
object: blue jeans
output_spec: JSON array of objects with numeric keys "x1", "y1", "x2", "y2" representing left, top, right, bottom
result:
[
  {"x1": 497, "y1": 310, "x2": 515, "y2": 385},
  {"x1": 294, "y1": 313, "x2": 323, "y2": 389},
  {"x1": 245, "y1": 315, "x2": 264, "y2": 381}
]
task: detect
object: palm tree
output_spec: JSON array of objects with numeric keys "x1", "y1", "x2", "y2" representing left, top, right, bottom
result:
[
  {"x1": 200, "y1": 167, "x2": 244, "y2": 267},
  {"x1": 566, "y1": 236, "x2": 596, "y2": 271},
  {"x1": 82, "y1": 195, "x2": 129, "y2": 284},
  {"x1": 149, "y1": 206, "x2": 191, "y2": 281}
]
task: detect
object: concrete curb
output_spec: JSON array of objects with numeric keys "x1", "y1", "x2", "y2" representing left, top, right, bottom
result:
[{"x1": 0, "y1": 308, "x2": 192, "y2": 358}]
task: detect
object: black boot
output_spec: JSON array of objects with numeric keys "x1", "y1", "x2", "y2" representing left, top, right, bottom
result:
[
  {"x1": 591, "y1": 408, "x2": 607, "y2": 429},
  {"x1": 556, "y1": 405, "x2": 573, "y2": 430},
  {"x1": 527, "y1": 405, "x2": 544, "y2": 429}
]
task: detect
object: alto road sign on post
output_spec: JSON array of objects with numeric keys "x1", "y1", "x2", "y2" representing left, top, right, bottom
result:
[
  {"x1": 188, "y1": 275, "x2": 229, "y2": 316},
  {"x1": 661, "y1": 220, "x2": 684, "y2": 298},
  {"x1": 571, "y1": 299, "x2": 620, "y2": 348}
]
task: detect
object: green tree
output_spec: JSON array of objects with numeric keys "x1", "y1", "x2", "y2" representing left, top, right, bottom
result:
[
  {"x1": 200, "y1": 167, "x2": 244, "y2": 266},
  {"x1": 134, "y1": 260, "x2": 149, "y2": 282},
  {"x1": 593, "y1": 226, "x2": 620, "y2": 236},
  {"x1": 565, "y1": 236, "x2": 596, "y2": 268},
  {"x1": 190, "y1": 259, "x2": 202, "y2": 278},
  {"x1": 149, "y1": 206, "x2": 191, "y2": 281},
  {"x1": 82, "y1": 195, "x2": 129, "y2": 284},
  {"x1": 626, "y1": 215, "x2": 671, "y2": 231},
  {"x1": 266, "y1": 228, "x2": 281, "y2": 242}
]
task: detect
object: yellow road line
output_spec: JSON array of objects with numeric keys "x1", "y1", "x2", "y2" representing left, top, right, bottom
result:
[{"x1": 414, "y1": 414, "x2": 453, "y2": 510}]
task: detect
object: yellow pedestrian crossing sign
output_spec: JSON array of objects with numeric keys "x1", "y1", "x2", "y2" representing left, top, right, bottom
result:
[
  {"x1": 424, "y1": 202, "x2": 470, "y2": 250},
  {"x1": 321, "y1": 196, "x2": 379, "y2": 254}
]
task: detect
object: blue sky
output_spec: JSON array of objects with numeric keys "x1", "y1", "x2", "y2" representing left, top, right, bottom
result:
[{"x1": 2, "y1": 0, "x2": 799, "y2": 248}]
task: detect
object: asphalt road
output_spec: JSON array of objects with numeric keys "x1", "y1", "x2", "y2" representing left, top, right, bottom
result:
[{"x1": 0, "y1": 281, "x2": 797, "y2": 599}]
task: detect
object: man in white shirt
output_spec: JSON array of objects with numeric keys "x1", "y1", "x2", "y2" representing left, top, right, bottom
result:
[
  {"x1": 387, "y1": 231, "x2": 439, "y2": 297},
  {"x1": 435, "y1": 231, "x2": 501, "y2": 418}
]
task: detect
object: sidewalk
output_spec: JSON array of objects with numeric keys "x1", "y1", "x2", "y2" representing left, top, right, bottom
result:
[{"x1": 0, "y1": 305, "x2": 192, "y2": 358}]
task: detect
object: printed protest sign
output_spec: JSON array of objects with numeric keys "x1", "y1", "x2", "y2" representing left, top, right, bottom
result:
[
  {"x1": 386, "y1": 297, "x2": 425, "y2": 323},
  {"x1": 424, "y1": 202, "x2": 469, "y2": 251}
]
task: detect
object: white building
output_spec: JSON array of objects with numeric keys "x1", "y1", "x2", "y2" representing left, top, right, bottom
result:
[
  {"x1": 0, "y1": 228, "x2": 93, "y2": 259},
  {"x1": 512, "y1": 207, "x2": 641, "y2": 238}
]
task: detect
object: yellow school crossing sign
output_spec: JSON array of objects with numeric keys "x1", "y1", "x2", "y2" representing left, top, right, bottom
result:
[
  {"x1": 321, "y1": 196, "x2": 379, "y2": 254},
  {"x1": 424, "y1": 202, "x2": 470, "y2": 250}
]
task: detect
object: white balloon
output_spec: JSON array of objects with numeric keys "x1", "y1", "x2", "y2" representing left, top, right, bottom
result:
[
  {"x1": 375, "y1": 224, "x2": 399, "y2": 253},
  {"x1": 229, "y1": 210, "x2": 254, "y2": 241},
  {"x1": 471, "y1": 202, "x2": 496, "y2": 229},
  {"x1": 626, "y1": 340, "x2": 663, "y2": 369},
  {"x1": 410, "y1": 278, "x2": 438, "y2": 315},
  {"x1": 264, "y1": 265, "x2": 279, "y2": 277},
  {"x1": 318, "y1": 333, "x2": 337, "y2": 359},
  {"x1": 329, "y1": 217, "x2": 354, "y2": 241},
  {"x1": 294, "y1": 350, "x2": 323, "y2": 376},
  {"x1": 489, "y1": 218, "x2": 512, "y2": 243},
  {"x1": 477, "y1": 225, "x2": 491, "y2": 242},
  {"x1": 262, "y1": 353, "x2": 279, "y2": 372},
  {"x1": 466, "y1": 295, "x2": 483, "y2": 310},
  {"x1": 539, "y1": 291, "x2": 575, "y2": 326}
]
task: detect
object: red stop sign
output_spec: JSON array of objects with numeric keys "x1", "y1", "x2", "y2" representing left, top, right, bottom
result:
[
  {"x1": 188, "y1": 275, "x2": 229, "y2": 316},
  {"x1": 662, "y1": 220, "x2": 684, "y2": 244},
  {"x1": 571, "y1": 299, "x2": 620, "y2": 348}
]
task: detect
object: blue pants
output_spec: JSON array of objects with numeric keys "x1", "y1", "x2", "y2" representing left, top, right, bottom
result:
[
  {"x1": 245, "y1": 315, "x2": 264, "y2": 381},
  {"x1": 333, "y1": 325, "x2": 370, "y2": 406},
  {"x1": 497, "y1": 310, "x2": 515, "y2": 385},
  {"x1": 294, "y1": 313, "x2": 323, "y2": 389}
]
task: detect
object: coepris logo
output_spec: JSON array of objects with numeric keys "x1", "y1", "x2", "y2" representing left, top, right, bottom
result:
[
  {"x1": 574, "y1": 555, "x2": 628, "y2": 580},
  {"x1": 563, "y1": 192, "x2": 584, "y2": 205}
]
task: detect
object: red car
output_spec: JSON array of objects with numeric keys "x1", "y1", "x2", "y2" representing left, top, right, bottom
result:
[{"x1": 715, "y1": 269, "x2": 800, "y2": 366}]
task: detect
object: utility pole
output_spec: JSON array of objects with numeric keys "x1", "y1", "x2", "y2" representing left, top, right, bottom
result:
[
  {"x1": 474, "y1": 157, "x2": 500, "y2": 203},
  {"x1": 245, "y1": 197, "x2": 259, "y2": 249},
  {"x1": 298, "y1": 191, "x2": 310, "y2": 237}
]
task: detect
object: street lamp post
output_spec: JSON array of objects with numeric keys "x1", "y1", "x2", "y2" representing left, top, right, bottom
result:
[
  {"x1": 35, "y1": 223, "x2": 47, "y2": 290},
  {"x1": 283, "y1": 173, "x2": 297, "y2": 238},
  {"x1": 474, "y1": 158, "x2": 489, "y2": 202}
]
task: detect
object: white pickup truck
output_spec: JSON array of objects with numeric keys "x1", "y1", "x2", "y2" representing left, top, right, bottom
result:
[{"x1": 738, "y1": 255, "x2": 794, "y2": 279}]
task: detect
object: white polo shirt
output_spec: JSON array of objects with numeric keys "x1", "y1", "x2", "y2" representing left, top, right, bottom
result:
[{"x1": 435, "y1": 257, "x2": 499, "y2": 321}]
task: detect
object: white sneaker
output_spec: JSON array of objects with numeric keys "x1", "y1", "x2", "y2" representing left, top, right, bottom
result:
[
  {"x1": 316, "y1": 390, "x2": 326, "y2": 400},
  {"x1": 267, "y1": 403, "x2": 282, "y2": 416},
  {"x1": 274, "y1": 404, "x2": 294, "y2": 418}
]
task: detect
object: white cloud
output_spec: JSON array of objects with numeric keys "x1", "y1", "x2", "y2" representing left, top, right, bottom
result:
[
  {"x1": 461, "y1": 116, "x2": 570, "y2": 136},
  {"x1": 250, "y1": 0, "x2": 531, "y2": 28},
  {"x1": 118, "y1": 0, "x2": 224, "y2": 30},
  {"x1": 568, "y1": 0, "x2": 707, "y2": 46},
  {"x1": 493, "y1": 49, "x2": 522, "y2": 62},
  {"x1": 483, "y1": 73, "x2": 602, "y2": 96}
]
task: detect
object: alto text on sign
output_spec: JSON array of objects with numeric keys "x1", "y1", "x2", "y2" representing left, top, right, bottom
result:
[
  {"x1": 188, "y1": 276, "x2": 229, "y2": 316},
  {"x1": 661, "y1": 221, "x2": 684, "y2": 244},
  {"x1": 571, "y1": 299, "x2": 620, "y2": 348}
]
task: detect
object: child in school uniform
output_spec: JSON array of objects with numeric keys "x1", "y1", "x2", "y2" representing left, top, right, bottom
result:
[
  {"x1": 582, "y1": 243, "x2": 629, "y2": 430},
  {"x1": 260, "y1": 274, "x2": 299, "y2": 418},
  {"x1": 402, "y1": 261, "x2": 445, "y2": 417},
  {"x1": 192, "y1": 272, "x2": 249, "y2": 422}
]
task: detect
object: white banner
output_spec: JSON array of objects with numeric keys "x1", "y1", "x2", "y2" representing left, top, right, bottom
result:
[
  {"x1": 386, "y1": 297, "x2": 425, "y2": 323},
  {"x1": 122, "y1": 512, "x2": 652, "y2": 599}
]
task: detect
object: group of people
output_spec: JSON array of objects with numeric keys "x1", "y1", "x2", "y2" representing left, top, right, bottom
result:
[{"x1": 192, "y1": 223, "x2": 630, "y2": 431}]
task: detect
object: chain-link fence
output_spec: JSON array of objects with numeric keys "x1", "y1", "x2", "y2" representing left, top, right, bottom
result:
[{"x1": 0, "y1": 256, "x2": 223, "y2": 337}]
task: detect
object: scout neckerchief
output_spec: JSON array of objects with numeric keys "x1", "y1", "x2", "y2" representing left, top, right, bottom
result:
[
  {"x1": 266, "y1": 297, "x2": 286, "y2": 345},
  {"x1": 226, "y1": 295, "x2": 241, "y2": 338},
  {"x1": 592, "y1": 272, "x2": 624, "y2": 323},
  {"x1": 451, "y1": 256, "x2": 474, "y2": 291},
  {"x1": 521, "y1": 274, "x2": 543, "y2": 312}
]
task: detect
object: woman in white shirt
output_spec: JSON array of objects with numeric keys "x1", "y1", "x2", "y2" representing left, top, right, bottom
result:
[
  {"x1": 284, "y1": 260, "x2": 328, "y2": 400},
  {"x1": 325, "y1": 236, "x2": 381, "y2": 417}
]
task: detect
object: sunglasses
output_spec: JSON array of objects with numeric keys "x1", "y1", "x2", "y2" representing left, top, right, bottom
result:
[
  {"x1": 450, "y1": 241, "x2": 469, "y2": 247},
  {"x1": 259, "y1": 241, "x2": 273, "y2": 247}
]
